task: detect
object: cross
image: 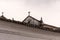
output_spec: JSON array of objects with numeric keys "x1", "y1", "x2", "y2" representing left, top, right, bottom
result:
[{"x1": 28, "y1": 11, "x2": 30, "y2": 16}]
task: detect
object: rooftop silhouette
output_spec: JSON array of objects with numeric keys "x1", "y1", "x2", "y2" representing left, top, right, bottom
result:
[{"x1": 0, "y1": 11, "x2": 60, "y2": 33}]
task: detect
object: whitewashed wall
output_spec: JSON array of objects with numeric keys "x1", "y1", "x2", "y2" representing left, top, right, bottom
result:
[{"x1": 23, "y1": 17, "x2": 40, "y2": 25}]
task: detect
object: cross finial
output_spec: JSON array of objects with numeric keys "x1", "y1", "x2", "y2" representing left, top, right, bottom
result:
[{"x1": 28, "y1": 11, "x2": 30, "y2": 16}]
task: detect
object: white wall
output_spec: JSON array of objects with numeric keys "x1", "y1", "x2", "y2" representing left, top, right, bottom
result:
[{"x1": 23, "y1": 17, "x2": 40, "y2": 25}]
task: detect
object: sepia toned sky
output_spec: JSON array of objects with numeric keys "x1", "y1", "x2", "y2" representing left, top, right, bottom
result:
[{"x1": 0, "y1": 0, "x2": 60, "y2": 27}]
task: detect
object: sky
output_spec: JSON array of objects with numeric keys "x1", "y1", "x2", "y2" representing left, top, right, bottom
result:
[{"x1": 0, "y1": 0, "x2": 60, "y2": 27}]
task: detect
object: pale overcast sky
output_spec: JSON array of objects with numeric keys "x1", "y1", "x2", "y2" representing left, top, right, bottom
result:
[{"x1": 0, "y1": 0, "x2": 60, "y2": 27}]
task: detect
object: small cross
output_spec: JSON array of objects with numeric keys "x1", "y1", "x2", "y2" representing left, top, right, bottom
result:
[{"x1": 28, "y1": 11, "x2": 30, "y2": 16}]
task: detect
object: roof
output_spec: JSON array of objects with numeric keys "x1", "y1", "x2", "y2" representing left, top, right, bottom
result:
[
  {"x1": 0, "y1": 16, "x2": 6, "y2": 19},
  {"x1": 23, "y1": 15, "x2": 57, "y2": 28},
  {"x1": 23, "y1": 15, "x2": 40, "y2": 22},
  {"x1": 0, "y1": 15, "x2": 59, "y2": 33},
  {"x1": 43, "y1": 24, "x2": 57, "y2": 28},
  {"x1": 0, "y1": 14, "x2": 57, "y2": 29}
]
